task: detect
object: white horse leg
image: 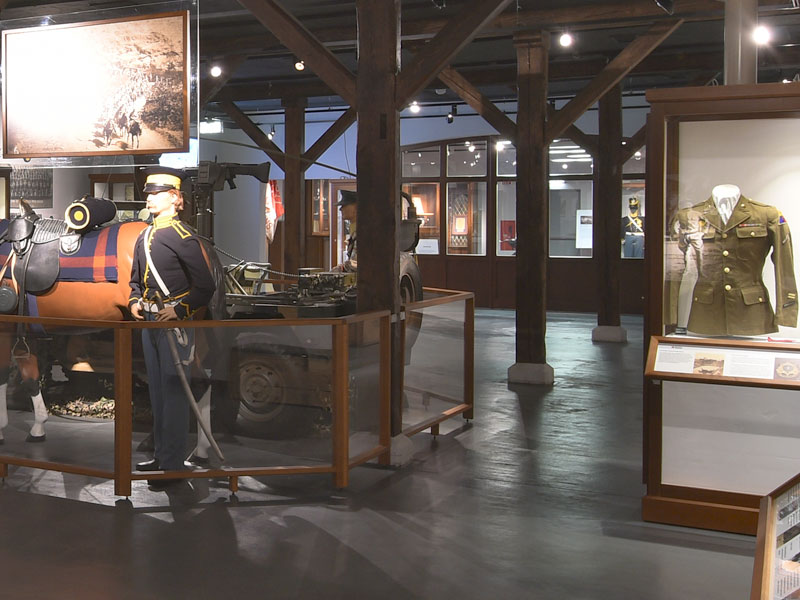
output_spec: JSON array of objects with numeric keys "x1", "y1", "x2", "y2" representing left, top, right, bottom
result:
[
  {"x1": 189, "y1": 385, "x2": 212, "y2": 462},
  {"x1": 0, "y1": 383, "x2": 7, "y2": 444},
  {"x1": 28, "y1": 391, "x2": 47, "y2": 441}
]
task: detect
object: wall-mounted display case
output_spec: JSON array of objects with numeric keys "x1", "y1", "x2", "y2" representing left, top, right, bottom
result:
[{"x1": 643, "y1": 82, "x2": 800, "y2": 535}]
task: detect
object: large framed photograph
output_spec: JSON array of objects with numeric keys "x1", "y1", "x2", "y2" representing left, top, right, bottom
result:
[{"x1": 2, "y1": 10, "x2": 189, "y2": 158}]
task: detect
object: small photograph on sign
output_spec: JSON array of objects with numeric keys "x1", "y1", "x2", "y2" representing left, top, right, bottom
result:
[{"x1": 692, "y1": 353, "x2": 724, "y2": 376}]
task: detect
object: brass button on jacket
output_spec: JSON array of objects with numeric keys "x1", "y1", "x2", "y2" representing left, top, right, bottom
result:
[{"x1": 670, "y1": 195, "x2": 798, "y2": 335}]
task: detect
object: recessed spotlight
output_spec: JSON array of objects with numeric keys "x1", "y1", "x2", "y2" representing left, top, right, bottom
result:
[
  {"x1": 559, "y1": 32, "x2": 573, "y2": 47},
  {"x1": 210, "y1": 65, "x2": 222, "y2": 78}
]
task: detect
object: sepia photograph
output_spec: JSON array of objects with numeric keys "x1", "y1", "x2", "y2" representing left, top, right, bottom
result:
[{"x1": 2, "y1": 11, "x2": 188, "y2": 158}]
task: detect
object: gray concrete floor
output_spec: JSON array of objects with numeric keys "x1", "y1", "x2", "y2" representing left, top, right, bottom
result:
[{"x1": 0, "y1": 310, "x2": 755, "y2": 599}]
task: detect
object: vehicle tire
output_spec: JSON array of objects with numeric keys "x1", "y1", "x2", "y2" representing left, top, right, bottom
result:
[
  {"x1": 399, "y1": 252, "x2": 423, "y2": 361},
  {"x1": 230, "y1": 346, "x2": 302, "y2": 426}
]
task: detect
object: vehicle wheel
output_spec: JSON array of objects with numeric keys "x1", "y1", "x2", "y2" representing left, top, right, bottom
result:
[
  {"x1": 231, "y1": 348, "x2": 301, "y2": 425},
  {"x1": 400, "y1": 252, "x2": 424, "y2": 361}
]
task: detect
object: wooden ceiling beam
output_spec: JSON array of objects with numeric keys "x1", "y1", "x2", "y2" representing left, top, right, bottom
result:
[
  {"x1": 236, "y1": 0, "x2": 357, "y2": 106},
  {"x1": 395, "y1": 0, "x2": 513, "y2": 108},
  {"x1": 302, "y1": 106, "x2": 357, "y2": 167},
  {"x1": 438, "y1": 66, "x2": 517, "y2": 142},
  {"x1": 202, "y1": 0, "x2": 733, "y2": 58},
  {"x1": 199, "y1": 54, "x2": 249, "y2": 109},
  {"x1": 218, "y1": 100, "x2": 286, "y2": 171},
  {"x1": 547, "y1": 20, "x2": 683, "y2": 143}
]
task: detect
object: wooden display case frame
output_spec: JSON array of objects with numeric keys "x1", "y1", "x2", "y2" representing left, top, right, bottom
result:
[
  {"x1": 643, "y1": 82, "x2": 800, "y2": 535},
  {"x1": 751, "y1": 471, "x2": 800, "y2": 600}
]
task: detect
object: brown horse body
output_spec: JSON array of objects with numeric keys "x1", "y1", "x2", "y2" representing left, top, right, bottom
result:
[{"x1": 0, "y1": 221, "x2": 146, "y2": 442}]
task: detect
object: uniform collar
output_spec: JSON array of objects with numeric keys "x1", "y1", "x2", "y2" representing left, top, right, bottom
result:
[
  {"x1": 152, "y1": 213, "x2": 178, "y2": 229},
  {"x1": 701, "y1": 195, "x2": 752, "y2": 232}
]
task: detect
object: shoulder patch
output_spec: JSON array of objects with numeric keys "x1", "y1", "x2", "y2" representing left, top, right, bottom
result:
[{"x1": 171, "y1": 221, "x2": 193, "y2": 239}]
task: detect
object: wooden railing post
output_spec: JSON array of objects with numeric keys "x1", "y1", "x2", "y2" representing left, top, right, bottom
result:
[
  {"x1": 114, "y1": 326, "x2": 133, "y2": 497},
  {"x1": 332, "y1": 321, "x2": 350, "y2": 488},
  {"x1": 464, "y1": 296, "x2": 475, "y2": 420},
  {"x1": 379, "y1": 313, "x2": 392, "y2": 465}
]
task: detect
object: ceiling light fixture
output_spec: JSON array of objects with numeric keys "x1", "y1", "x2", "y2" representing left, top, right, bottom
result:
[
  {"x1": 294, "y1": 59, "x2": 305, "y2": 71},
  {"x1": 409, "y1": 101, "x2": 421, "y2": 114},
  {"x1": 559, "y1": 32, "x2": 573, "y2": 47},
  {"x1": 447, "y1": 104, "x2": 457, "y2": 124},
  {"x1": 267, "y1": 125, "x2": 276, "y2": 140},
  {"x1": 753, "y1": 25, "x2": 771, "y2": 45},
  {"x1": 210, "y1": 65, "x2": 222, "y2": 78},
  {"x1": 654, "y1": 0, "x2": 674, "y2": 15}
]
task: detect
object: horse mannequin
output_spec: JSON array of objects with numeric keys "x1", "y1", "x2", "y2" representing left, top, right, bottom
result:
[
  {"x1": 0, "y1": 199, "x2": 225, "y2": 465},
  {"x1": 0, "y1": 200, "x2": 147, "y2": 443}
]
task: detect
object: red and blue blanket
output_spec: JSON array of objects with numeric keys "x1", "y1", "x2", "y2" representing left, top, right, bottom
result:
[{"x1": 0, "y1": 219, "x2": 121, "y2": 283}]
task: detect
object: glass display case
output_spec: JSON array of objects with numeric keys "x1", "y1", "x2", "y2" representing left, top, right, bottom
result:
[
  {"x1": 309, "y1": 179, "x2": 330, "y2": 235},
  {"x1": 446, "y1": 181, "x2": 486, "y2": 256},
  {"x1": 402, "y1": 182, "x2": 440, "y2": 255},
  {"x1": 643, "y1": 83, "x2": 800, "y2": 535},
  {"x1": 752, "y1": 471, "x2": 800, "y2": 600}
]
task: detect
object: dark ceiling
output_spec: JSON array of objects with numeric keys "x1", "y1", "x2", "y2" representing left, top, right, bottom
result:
[{"x1": 2, "y1": 0, "x2": 800, "y2": 121}]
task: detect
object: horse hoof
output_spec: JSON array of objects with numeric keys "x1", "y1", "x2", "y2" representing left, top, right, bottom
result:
[{"x1": 26, "y1": 434, "x2": 46, "y2": 443}]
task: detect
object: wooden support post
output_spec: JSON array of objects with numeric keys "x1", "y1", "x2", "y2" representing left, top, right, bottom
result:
[
  {"x1": 508, "y1": 31, "x2": 553, "y2": 385},
  {"x1": 228, "y1": 476, "x2": 239, "y2": 493},
  {"x1": 114, "y1": 327, "x2": 133, "y2": 497},
  {"x1": 355, "y1": 0, "x2": 405, "y2": 435},
  {"x1": 332, "y1": 322, "x2": 350, "y2": 488},
  {"x1": 592, "y1": 84, "x2": 627, "y2": 343},
  {"x1": 283, "y1": 97, "x2": 307, "y2": 277},
  {"x1": 0, "y1": 462, "x2": 7, "y2": 478}
]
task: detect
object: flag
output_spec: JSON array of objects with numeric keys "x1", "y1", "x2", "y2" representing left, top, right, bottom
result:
[{"x1": 265, "y1": 180, "x2": 284, "y2": 244}]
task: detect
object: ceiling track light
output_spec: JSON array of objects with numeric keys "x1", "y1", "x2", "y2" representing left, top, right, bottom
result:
[
  {"x1": 294, "y1": 59, "x2": 305, "y2": 71},
  {"x1": 267, "y1": 125, "x2": 275, "y2": 140},
  {"x1": 209, "y1": 65, "x2": 222, "y2": 78},
  {"x1": 654, "y1": 0, "x2": 674, "y2": 15},
  {"x1": 558, "y1": 32, "x2": 573, "y2": 47}
]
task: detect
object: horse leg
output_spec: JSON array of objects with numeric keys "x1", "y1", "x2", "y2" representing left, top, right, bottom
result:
[{"x1": 16, "y1": 353, "x2": 47, "y2": 441}]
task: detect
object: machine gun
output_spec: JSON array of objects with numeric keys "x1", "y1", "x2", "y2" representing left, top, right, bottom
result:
[
  {"x1": 185, "y1": 160, "x2": 271, "y2": 237},
  {"x1": 195, "y1": 161, "x2": 271, "y2": 191}
]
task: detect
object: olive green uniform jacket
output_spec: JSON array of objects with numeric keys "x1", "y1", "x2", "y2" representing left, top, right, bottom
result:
[{"x1": 671, "y1": 196, "x2": 798, "y2": 336}]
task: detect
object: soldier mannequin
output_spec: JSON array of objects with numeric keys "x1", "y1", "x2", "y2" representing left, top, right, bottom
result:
[
  {"x1": 129, "y1": 166, "x2": 216, "y2": 487},
  {"x1": 333, "y1": 189, "x2": 357, "y2": 272},
  {"x1": 621, "y1": 196, "x2": 645, "y2": 258}
]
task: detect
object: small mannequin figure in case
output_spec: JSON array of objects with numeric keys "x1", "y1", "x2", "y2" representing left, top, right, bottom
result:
[
  {"x1": 670, "y1": 184, "x2": 798, "y2": 336},
  {"x1": 621, "y1": 196, "x2": 645, "y2": 258}
]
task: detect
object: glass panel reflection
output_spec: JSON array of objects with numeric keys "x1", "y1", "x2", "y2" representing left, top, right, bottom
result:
[
  {"x1": 446, "y1": 182, "x2": 486, "y2": 256},
  {"x1": 131, "y1": 322, "x2": 334, "y2": 472},
  {"x1": 403, "y1": 301, "x2": 466, "y2": 435},
  {"x1": 447, "y1": 140, "x2": 487, "y2": 177},
  {"x1": 402, "y1": 146, "x2": 440, "y2": 178},
  {"x1": 348, "y1": 320, "x2": 382, "y2": 458},
  {"x1": 0, "y1": 325, "x2": 117, "y2": 472}
]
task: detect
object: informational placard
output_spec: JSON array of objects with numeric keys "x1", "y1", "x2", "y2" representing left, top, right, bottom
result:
[
  {"x1": 653, "y1": 343, "x2": 800, "y2": 383},
  {"x1": 771, "y1": 483, "x2": 800, "y2": 599}
]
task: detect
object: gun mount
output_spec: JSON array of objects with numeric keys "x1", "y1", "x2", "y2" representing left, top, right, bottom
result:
[{"x1": 185, "y1": 161, "x2": 271, "y2": 237}]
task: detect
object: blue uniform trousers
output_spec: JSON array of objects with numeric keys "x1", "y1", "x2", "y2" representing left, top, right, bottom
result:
[{"x1": 142, "y1": 315, "x2": 194, "y2": 471}]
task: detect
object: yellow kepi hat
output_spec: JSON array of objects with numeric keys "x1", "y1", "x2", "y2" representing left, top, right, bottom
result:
[{"x1": 141, "y1": 166, "x2": 186, "y2": 193}]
